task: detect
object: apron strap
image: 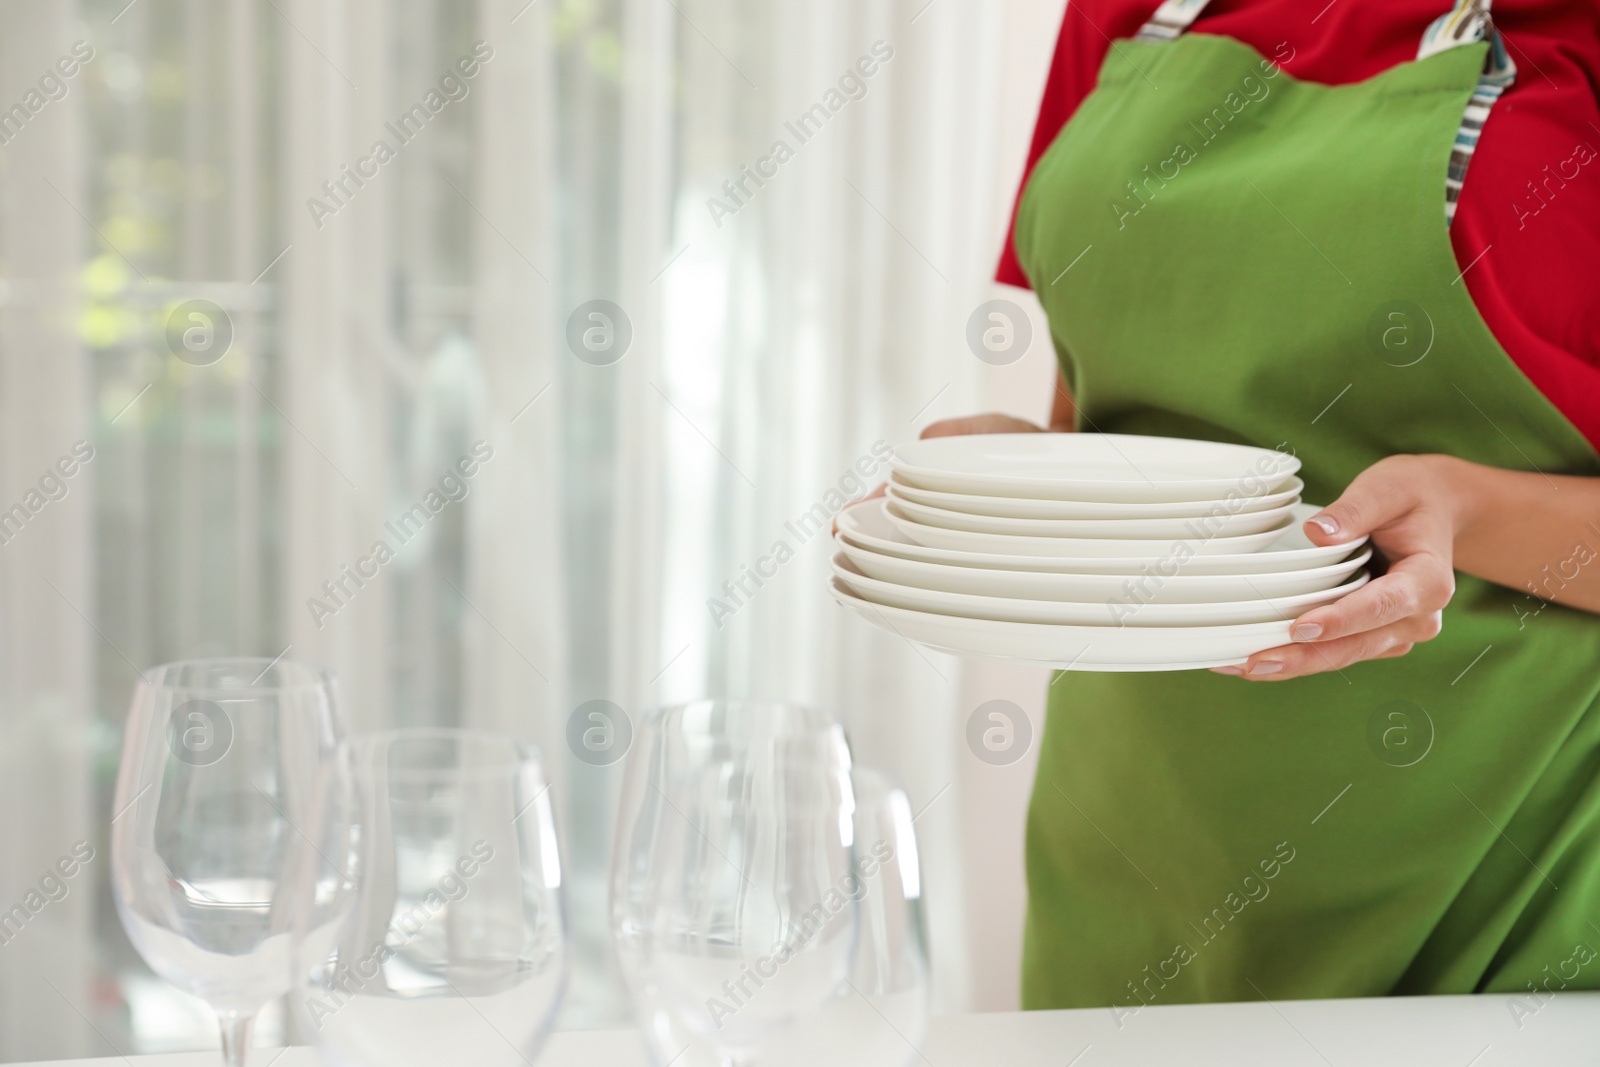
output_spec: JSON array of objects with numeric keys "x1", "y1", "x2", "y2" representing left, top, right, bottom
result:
[
  {"x1": 1418, "y1": 0, "x2": 1517, "y2": 225},
  {"x1": 1133, "y1": 0, "x2": 1213, "y2": 43}
]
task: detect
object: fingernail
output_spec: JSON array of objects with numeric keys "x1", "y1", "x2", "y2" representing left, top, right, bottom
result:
[
  {"x1": 1210, "y1": 665, "x2": 1244, "y2": 676},
  {"x1": 1291, "y1": 623, "x2": 1323, "y2": 642},
  {"x1": 1247, "y1": 660, "x2": 1284, "y2": 677},
  {"x1": 1309, "y1": 514, "x2": 1340, "y2": 536}
]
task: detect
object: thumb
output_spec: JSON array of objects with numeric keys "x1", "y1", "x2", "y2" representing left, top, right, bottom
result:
[{"x1": 1304, "y1": 458, "x2": 1421, "y2": 546}]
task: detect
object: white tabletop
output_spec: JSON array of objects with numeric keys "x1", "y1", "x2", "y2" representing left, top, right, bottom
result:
[{"x1": 13, "y1": 993, "x2": 1598, "y2": 1067}]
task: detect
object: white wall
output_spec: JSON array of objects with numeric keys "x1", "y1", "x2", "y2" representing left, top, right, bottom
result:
[{"x1": 956, "y1": 0, "x2": 1068, "y2": 1013}]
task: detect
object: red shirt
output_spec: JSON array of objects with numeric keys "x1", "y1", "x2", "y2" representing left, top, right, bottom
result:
[{"x1": 998, "y1": 0, "x2": 1600, "y2": 452}]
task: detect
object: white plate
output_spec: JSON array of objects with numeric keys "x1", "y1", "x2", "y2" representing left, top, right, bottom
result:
[
  {"x1": 828, "y1": 577, "x2": 1292, "y2": 668},
  {"x1": 891, "y1": 433, "x2": 1300, "y2": 503},
  {"x1": 837, "y1": 499, "x2": 1367, "y2": 575},
  {"x1": 837, "y1": 534, "x2": 1373, "y2": 603},
  {"x1": 833, "y1": 554, "x2": 1367, "y2": 627},
  {"x1": 886, "y1": 501, "x2": 1290, "y2": 557},
  {"x1": 885, "y1": 485, "x2": 1296, "y2": 538},
  {"x1": 888, "y1": 472, "x2": 1304, "y2": 520}
]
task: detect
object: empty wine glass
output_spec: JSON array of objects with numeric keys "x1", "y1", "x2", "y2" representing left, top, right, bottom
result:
[
  {"x1": 291, "y1": 728, "x2": 568, "y2": 1067},
  {"x1": 610, "y1": 701, "x2": 858, "y2": 1066},
  {"x1": 110, "y1": 657, "x2": 345, "y2": 1067},
  {"x1": 759, "y1": 766, "x2": 930, "y2": 1067}
]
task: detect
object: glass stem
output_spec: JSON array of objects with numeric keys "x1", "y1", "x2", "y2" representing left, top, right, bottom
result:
[{"x1": 218, "y1": 1010, "x2": 254, "y2": 1067}]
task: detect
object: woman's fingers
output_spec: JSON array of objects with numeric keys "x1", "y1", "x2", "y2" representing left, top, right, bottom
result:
[
  {"x1": 920, "y1": 414, "x2": 1045, "y2": 439},
  {"x1": 1212, "y1": 563, "x2": 1451, "y2": 680},
  {"x1": 1205, "y1": 454, "x2": 1469, "y2": 680},
  {"x1": 1288, "y1": 553, "x2": 1454, "y2": 643},
  {"x1": 1303, "y1": 454, "x2": 1433, "y2": 545},
  {"x1": 836, "y1": 415, "x2": 1039, "y2": 533},
  {"x1": 1219, "y1": 617, "x2": 1436, "y2": 680}
]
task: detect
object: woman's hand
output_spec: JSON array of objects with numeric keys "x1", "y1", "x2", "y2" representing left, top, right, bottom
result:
[
  {"x1": 920, "y1": 413, "x2": 1048, "y2": 438},
  {"x1": 877, "y1": 414, "x2": 1047, "y2": 502},
  {"x1": 843, "y1": 415, "x2": 1050, "y2": 523},
  {"x1": 1215, "y1": 454, "x2": 1463, "y2": 680},
  {"x1": 839, "y1": 362, "x2": 1073, "y2": 530}
]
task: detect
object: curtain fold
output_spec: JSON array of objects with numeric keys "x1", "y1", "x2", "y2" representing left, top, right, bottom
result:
[{"x1": 0, "y1": 4, "x2": 94, "y2": 1059}]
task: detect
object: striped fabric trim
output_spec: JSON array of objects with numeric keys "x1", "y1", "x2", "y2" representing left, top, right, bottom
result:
[
  {"x1": 1418, "y1": 0, "x2": 1493, "y2": 60},
  {"x1": 1133, "y1": 0, "x2": 1213, "y2": 42},
  {"x1": 1419, "y1": 1, "x2": 1516, "y2": 225}
]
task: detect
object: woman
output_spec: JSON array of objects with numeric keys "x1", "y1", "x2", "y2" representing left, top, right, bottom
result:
[{"x1": 929, "y1": 0, "x2": 1600, "y2": 1011}]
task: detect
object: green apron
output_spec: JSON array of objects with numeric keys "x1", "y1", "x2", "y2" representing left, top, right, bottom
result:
[{"x1": 1011, "y1": 2, "x2": 1600, "y2": 1011}]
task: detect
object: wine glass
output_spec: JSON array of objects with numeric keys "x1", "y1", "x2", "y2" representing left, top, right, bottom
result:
[
  {"x1": 291, "y1": 728, "x2": 568, "y2": 1067},
  {"x1": 610, "y1": 701, "x2": 858, "y2": 1066},
  {"x1": 759, "y1": 766, "x2": 930, "y2": 1067},
  {"x1": 110, "y1": 657, "x2": 345, "y2": 1067}
]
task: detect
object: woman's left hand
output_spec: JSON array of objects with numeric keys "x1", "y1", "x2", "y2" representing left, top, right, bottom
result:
[{"x1": 1214, "y1": 454, "x2": 1462, "y2": 680}]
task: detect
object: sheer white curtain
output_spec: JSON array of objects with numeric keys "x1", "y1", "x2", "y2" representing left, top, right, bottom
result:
[
  {"x1": 0, "y1": 0, "x2": 1065, "y2": 1058},
  {"x1": 592, "y1": 0, "x2": 1069, "y2": 1019},
  {"x1": 0, "y1": 5, "x2": 94, "y2": 1061}
]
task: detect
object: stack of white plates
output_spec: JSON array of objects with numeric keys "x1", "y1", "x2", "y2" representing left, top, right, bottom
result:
[{"x1": 829, "y1": 434, "x2": 1371, "y2": 671}]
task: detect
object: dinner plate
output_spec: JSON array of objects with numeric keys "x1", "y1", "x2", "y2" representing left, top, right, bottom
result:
[
  {"x1": 836, "y1": 534, "x2": 1373, "y2": 603},
  {"x1": 886, "y1": 501, "x2": 1291, "y2": 557},
  {"x1": 832, "y1": 555, "x2": 1367, "y2": 627},
  {"x1": 891, "y1": 433, "x2": 1300, "y2": 503},
  {"x1": 827, "y1": 577, "x2": 1293, "y2": 668},
  {"x1": 885, "y1": 485, "x2": 1296, "y2": 538},
  {"x1": 887, "y1": 472, "x2": 1304, "y2": 520},
  {"x1": 836, "y1": 499, "x2": 1368, "y2": 575}
]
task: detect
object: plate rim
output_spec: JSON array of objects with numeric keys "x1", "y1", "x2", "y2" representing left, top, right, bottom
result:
[
  {"x1": 831, "y1": 551, "x2": 1369, "y2": 623},
  {"x1": 884, "y1": 484, "x2": 1299, "y2": 537},
  {"x1": 887, "y1": 471, "x2": 1306, "y2": 518},
  {"x1": 884, "y1": 500, "x2": 1295, "y2": 556},
  {"x1": 835, "y1": 535, "x2": 1376, "y2": 596},
  {"x1": 828, "y1": 574, "x2": 1297, "y2": 638},
  {"x1": 836, "y1": 498, "x2": 1370, "y2": 573},
  {"x1": 890, "y1": 432, "x2": 1302, "y2": 498}
]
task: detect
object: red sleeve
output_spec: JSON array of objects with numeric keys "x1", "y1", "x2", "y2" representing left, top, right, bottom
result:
[{"x1": 996, "y1": 2, "x2": 1161, "y2": 288}]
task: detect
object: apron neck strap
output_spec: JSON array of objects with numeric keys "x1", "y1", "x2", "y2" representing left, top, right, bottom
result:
[
  {"x1": 1418, "y1": 0, "x2": 1515, "y2": 86},
  {"x1": 1133, "y1": 0, "x2": 1211, "y2": 43},
  {"x1": 1134, "y1": 0, "x2": 1510, "y2": 80}
]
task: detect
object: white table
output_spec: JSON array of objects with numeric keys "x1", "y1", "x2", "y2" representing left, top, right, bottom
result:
[{"x1": 15, "y1": 994, "x2": 1599, "y2": 1067}]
